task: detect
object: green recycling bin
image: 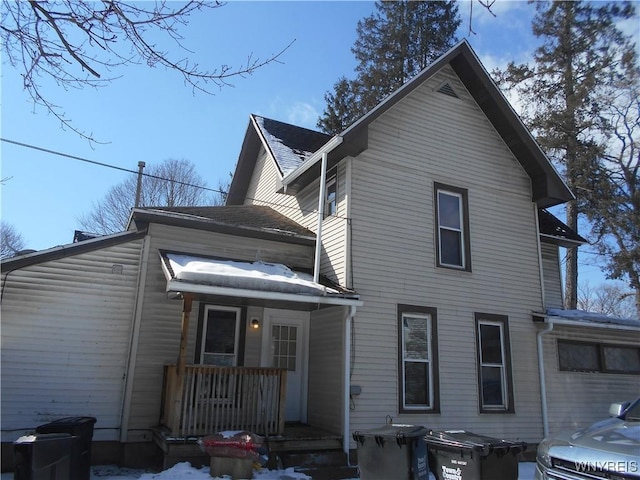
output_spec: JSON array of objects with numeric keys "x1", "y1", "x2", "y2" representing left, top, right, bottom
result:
[{"x1": 353, "y1": 424, "x2": 429, "y2": 480}]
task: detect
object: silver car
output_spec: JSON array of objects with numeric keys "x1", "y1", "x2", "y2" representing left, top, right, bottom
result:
[{"x1": 535, "y1": 398, "x2": 640, "y2": 479}]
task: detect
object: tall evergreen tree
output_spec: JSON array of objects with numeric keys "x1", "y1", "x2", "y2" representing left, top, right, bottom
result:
[
  {"x1": 496, "y1": 0, "x2": 637, "y2": 310},
  {"x1": 318, "y1": 1, "x2": 460, "y2": 134}
]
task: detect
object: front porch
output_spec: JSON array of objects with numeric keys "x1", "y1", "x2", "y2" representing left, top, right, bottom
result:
[{"x1": 161, "y1": 364, "x2": 288, "y2": 438}]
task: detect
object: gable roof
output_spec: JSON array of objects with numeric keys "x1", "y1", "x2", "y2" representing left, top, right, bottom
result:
[
  {"x1": 227, "y1": 39, "x2": 573, "y2": 208},
  {"x1": 129, "y1": 205, "x2": 315, "y2": 245}
]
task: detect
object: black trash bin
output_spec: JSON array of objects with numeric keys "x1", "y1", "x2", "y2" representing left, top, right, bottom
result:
[
  {"x1": 35, "y1": 417, "x2": 96, "y2": 480},
  {"x1": 353, "y1": 424, "x2": 429, "y2": 480},
  {"x1": 14, "y1": 433, "x2": 73, "y2": 480},
  {"x1": 424, "y1": 430, "x2": 526, "y2": 480}
]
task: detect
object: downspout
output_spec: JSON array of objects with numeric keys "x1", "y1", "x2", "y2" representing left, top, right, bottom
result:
[
  {"x1": 312, "y1": 136, "x2": 344, "y2": 284},
  {"x1": 537, "y1": 319, "x2": 554, "y2": 438},
  {"x1": 314, "y1": 151, "x2": 328, "y2": 283},
  {"x1": 120, "y1": 234, "x2": 151, "y2": 443},
  {"x1": 343, "y1": 305, "x2": 357, "y2": 463}
]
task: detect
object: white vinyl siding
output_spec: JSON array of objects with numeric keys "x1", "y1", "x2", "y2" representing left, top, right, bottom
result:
[
  {"x1": 1, "y1": 239, "x2": 143, "y2": 442},
  {"x1": 540, "y1": 243, "x2": 564, "y2": 309},
  {"x1": 125, "y1": 223, "x2": 315, "y2": 441},
  {"x1": 307, "y1": 306, "x2": 345, "y2": 433},
  {"x1": 244, "y1": 147, "x2": 349, "y2": 286},
  {"x1": 540, "y1": 326, "x2": 640, "y2": 435},
  {"x1": 346, "y1": 65, "x2": 545, "y2": 443}
]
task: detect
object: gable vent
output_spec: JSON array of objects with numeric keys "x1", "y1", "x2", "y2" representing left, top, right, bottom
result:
[{"x1": 437, "y1": 82, "x2": 459, "y2": 99}]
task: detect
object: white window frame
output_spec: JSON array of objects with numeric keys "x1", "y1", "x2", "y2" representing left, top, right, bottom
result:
[
  {"x1": 200, "y1": 305, "x2": 242, "y2": 366},
  {"x1": 437, "y1": 189, "x2": 465, "y2": 268},
  {"x1": 400, "y1": 312, "x2": 433, "y2": 411},
  {"x1": 324, "y1": 174, "x2": 337, "y2": 217},
  {"x1": 477, "y1": 320, "x2": 507, "y2": 410}
]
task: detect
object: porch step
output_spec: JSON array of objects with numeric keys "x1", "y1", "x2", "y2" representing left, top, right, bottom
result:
[
  {"x1": 294, "y1": 465, "x2": 359, "y2": 480},
  {"x1": 279, "y1": 450, "x2": 347, "y2": 468}
]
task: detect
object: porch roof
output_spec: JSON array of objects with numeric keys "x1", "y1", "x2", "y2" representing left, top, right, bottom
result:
[{"x1": 160, "y1": 251, "x2": 362, "y2": 308}]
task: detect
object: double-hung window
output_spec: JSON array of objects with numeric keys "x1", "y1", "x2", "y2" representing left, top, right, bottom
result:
[
  {"x1": 475, "y1": 313, "x2": 514, "y2": 413},
  {"x1": 325, "y1": 174, "x2": 337, "y2": 217},
  {"x1": 435, "y1": 183, "x2": 470, "y2": 270},
  {"x1": 398, "y1": 305, "x2": 439, "y2": 413}
]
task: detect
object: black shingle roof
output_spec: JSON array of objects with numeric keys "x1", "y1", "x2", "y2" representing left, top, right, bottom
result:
[
  {"x1": 538, "y1": 209, "x2": 587, "y2": 245},
  {"x1": 138, "y1": 205, "x2": 315, "y2": 240}
]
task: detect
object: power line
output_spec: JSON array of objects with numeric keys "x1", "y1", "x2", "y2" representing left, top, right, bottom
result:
[
  {"x1": 1, "y1": 137, "x2": 225, "y2": 195},
  {"x1": 1, "y1": 137, "x2": 352, "y2": 220}
]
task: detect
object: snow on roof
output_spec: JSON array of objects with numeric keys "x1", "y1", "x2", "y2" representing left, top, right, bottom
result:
[
  {"x1": 255, "y1": 116, "x2": 311, "y2": 176},
  {"x1": 547, "y1": 308, "x2": 640, "y2": 329},
  {"x1": 164, "y1": 253, "x2": 339, "y2": 296}
]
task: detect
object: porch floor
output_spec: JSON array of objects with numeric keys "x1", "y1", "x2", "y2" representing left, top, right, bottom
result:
[{"x1": 153, "y1": 422, "x2": 346, "y2": 471}]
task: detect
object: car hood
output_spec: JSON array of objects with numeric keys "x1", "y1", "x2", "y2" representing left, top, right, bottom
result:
[{"x1": 548, "y1": 417, "x2": 640, "y2": 463}]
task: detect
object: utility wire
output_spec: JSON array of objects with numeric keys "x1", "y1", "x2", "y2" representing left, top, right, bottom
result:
[
  {"x1": 1, "y1": 137, "x2": 224, "y2": 195},
  {"x1": 1, "y1": 137, "x2": 352, "y2": 220}
]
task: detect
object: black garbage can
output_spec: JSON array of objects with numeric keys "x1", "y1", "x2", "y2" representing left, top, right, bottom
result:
[
  {"x1": 353, "y1": 424, "x2": 429, "y2": 480},
  {"x1": 35, "y1": 417, "x2": 96, "y2": 480},
  {"x1": 14, "y1": 433, "x2": 73, "y2": 480},
  {"x1": 424, "y1": 430, "x2": 526, "y2": 480}
]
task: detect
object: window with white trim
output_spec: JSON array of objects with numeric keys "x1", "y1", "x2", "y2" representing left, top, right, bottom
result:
[
  {"x1": 325, "y1": 174, "x2": 337, "y2": 217},
  {"x1": 435, "y1": 183, "x2": 470, "y2": 270},
  {"x1": 398, "y1": 305, "x2": 439, "y2": 413},
  {"x1": 475, "y1": 313, "x2": 514, "y2": 413},
  {"x1": 200, "y1": 306, "x2": 242, "y2": 366}
]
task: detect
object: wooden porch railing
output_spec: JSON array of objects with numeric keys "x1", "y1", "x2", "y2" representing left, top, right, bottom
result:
[{"x1": 162, "y1": 365, "x2": 287, "y2": 437}]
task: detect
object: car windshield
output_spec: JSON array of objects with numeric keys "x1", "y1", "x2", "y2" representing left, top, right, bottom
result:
[{"x1": 623, "y1": 399, "x2": 640, "y2": 421}]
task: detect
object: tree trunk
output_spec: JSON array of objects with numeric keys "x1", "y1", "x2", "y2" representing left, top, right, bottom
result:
[{"x1": 564, "y1": 200, "x2": 579, "y2": 310}]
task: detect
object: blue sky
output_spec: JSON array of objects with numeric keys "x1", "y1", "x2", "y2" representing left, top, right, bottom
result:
[{"x1": 1, "y1": 1, "x2": 636, "y2": 287}]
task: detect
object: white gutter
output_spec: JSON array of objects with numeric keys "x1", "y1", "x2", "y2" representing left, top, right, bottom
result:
[
  {"x1": 120, "y1": 234, "x2": 151, "y2": 442},
  {"x1": 282, "y1": 135, "x2": 343, "y2": 187},
  {"x1": 165, "y1": 281, "x2": 363, "y2": 307},
  {"x1": 546, "y1": 316, "x2": 640, "y2": 331},
  {"x1": 343, "y1": 305, "x2": 357, "y2": 462},
  {"x1": 536, "y1": 320, "x2": 554, "y2": 438}
]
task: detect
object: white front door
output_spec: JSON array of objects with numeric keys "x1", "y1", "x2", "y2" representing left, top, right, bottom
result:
[{"x1": 261, "y1": 309, "x2": 309, "y2": 422}]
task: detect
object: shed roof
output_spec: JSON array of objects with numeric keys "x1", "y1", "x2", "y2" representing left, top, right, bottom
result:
[
  {"x1": 538, "y1": 209, "x2": 587, "y2": 247},
  {"x1": 227, "y1": 39, "x2": 573, "y2": 208},
  {"x1": 129, "y1": 205, "x2": 315, "y2": 245}
]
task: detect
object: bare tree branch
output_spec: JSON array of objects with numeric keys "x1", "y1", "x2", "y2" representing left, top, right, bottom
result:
[{"x1": 2, "y1": 1, "x2": 293, "y2": 143}]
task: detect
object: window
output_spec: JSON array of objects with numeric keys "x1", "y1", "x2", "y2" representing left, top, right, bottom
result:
[
  {"x1": 398, "y1": 305, "x2": 439, "y2": 413},
  {"x1": 558, "y1": 340, "x2": 640, "y2": 374},
  {"x1": 325, "y1": 174, "x2": 337, "y2": 217},
  {"x1": 475, "y1": 313, "x2": 514, "y2": 413},
  {"x1": 435, "y1": 183, "x2": 471, "y2": 270},
  {"x1": 196, "y1": 305, "x2": 245, "y2": 366}
]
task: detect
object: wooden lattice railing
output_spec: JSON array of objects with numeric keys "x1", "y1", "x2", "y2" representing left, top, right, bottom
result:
[{"x1": 162, "y1": 365, "x2": 286, "y2": 437}]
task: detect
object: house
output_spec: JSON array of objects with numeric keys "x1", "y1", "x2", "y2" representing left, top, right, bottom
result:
[{"x1": 2, "y1": 39, "x2": 639, "y2": 471}]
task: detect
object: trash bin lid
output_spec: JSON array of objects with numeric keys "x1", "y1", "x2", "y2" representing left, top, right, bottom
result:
[
  {"x1": 424, "y1": 430, "x2": 526, "y2": 456},
  {"x1": 356, "y1": 424, "x2": 429, "y2": 438},
  {"x1": 14, "y1": 433, "x2": 73, "y2": 444},
  {"x1": 353, "y1": 424, "x2": 429, "y2": 446}
]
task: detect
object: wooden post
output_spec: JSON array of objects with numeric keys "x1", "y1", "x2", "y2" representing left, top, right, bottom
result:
[
  {"x1": 176, "y1": 294, "x2": 193, "y2": 376},
  {"x1": 171, "y1": 294, "x2": 193, "y2": 435}
]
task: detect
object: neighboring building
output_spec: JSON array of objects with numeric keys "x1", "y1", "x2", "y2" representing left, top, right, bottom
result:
[{"x1": 2, "y1": 40, "x2": 638, "y2": 471}]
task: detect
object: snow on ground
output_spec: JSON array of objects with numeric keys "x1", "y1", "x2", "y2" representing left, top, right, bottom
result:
[{"x1": 1, "y1": 461, "x2": 537, "y2": 480}]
